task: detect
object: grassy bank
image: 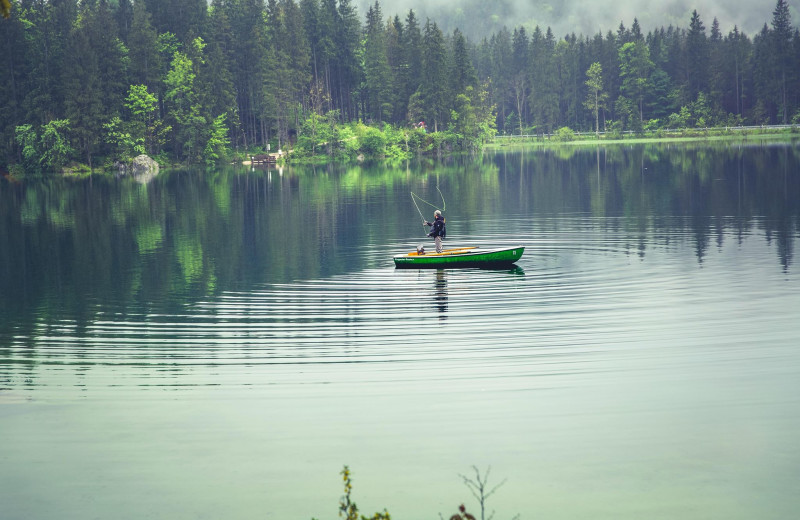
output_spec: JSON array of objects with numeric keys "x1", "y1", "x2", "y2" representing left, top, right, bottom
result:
[{"x1": 487, "y1": 125, "x2": 800, "y2": 149}]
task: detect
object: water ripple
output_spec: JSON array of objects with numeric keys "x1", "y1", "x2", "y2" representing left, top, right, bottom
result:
[{"x1": 2, "y1": 226, "x2": 798, "y2": 395}]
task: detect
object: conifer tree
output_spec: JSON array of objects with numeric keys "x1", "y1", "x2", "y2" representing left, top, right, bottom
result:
[
  {"x1": 450, "y1": 28, "x2": 477, "y2": 96},
  {"x1": 618, "y1": 40, "x2": 653, "y2": 123},
  {"x1": 488, "y1": 28, "x2": 512, "y2": 133},
  {"x1": 385, "y1": 15, "x2": 405, "y2": 123},
  {"x1": 363, "y1": 2, "x2": 392, "y2": 122},
  {"x1": 419, "y1": 20, "x2": 448, "y2": 131},
  {"x1": 584, "y1": 62, "x2": 605, "y2": 136},
  {"x1": 402, "y1": 10, "x2": 423, "y2": 123},
  {"x1": 770, "y1": 0, "x2": 793, "y2": 123},
  {"x1": 334, "y1": 0, "x2": 362, "y2": 120},
  {"x1": 278, "y1": 0, "x2": 311, "y2": 142},
  {"x1": 685, "y1": 10, "x2": 709, "y2": 101},
  {"x1": 510, "y1": 27, "x2": 529, "y2": 134},
  {"x1": 128, "y1": 0, "x2": 162, "y2": 92},
  {"x1": 115, "y1": 0, "x2": 133, "y2": 42}
]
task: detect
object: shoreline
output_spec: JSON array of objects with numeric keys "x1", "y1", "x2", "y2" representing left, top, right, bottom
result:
[{"x1": 486, "y1": 128, "x2": 800, "y2": 149}]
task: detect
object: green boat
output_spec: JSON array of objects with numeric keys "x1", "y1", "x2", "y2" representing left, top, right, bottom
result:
[{"x1": 393, "y1": 246, "x2": 525, "y2": 269}]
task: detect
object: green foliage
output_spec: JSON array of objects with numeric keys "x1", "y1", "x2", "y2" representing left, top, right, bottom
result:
[
  {"x1": 584, "y1": 62, "x2": 607, "y2": 135},
  {"x1": 614, "y1": 96, "x2": 643, "y2": 134},
  {"x1": 204, "y1": 114, "x2": 230, "y2": 166},
  {"x1": 14, "y1": 125, "x2": 38, "y2": 169},
  {"x1": 2, "y1": 0, "x2": 799, "y2": 170},
  {"x1": 553, "y1": 126, "x2": 576, "y2": 141},
  {"x1": 338, "y1": 466, "x2": 390, "y2": 520},
  {"x1": 360, "y1": 127, "x2": 387, "y2": 158},
  {"x1": 666, "y1": 92, "x2": 715, "y2": 129},
  {"x1": 363, "y1": 3, "x2": 392, "y2": 123},
  {"x1": 104, "y1": 117, "x2": 144, "y2": 160},
  {"x1": 449, "y1": 83, "x2": 497, "y2": 151},
  {"x1": 15, "y1": 120, "x2": 74, "y2": 173},
  {"x1": 618, "y1": 41, "x2": 653, "y2": 121},
  {"x1": 297, "y1": 110, "x2": 343, "y2": 159},
  {"x1": 42, "y1": 119, "x2": 75, "y2": 171},
  {"x1": 164, "y1": 46, "x2": 207, "y2": 163},
  {"x1": 125, "y1": 85, "x2": 158, "y2": 121},
  {"x1": 125, "y1": 84, "x2": 169, "y2": 155}
]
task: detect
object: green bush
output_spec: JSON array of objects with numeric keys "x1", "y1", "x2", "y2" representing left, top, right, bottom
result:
[
  {"x1": 553, "y1": 126, "x2": 575, "y2": 142},
  {"x1": 359, "y1": 128, "x2": 386, "y2": 158}
]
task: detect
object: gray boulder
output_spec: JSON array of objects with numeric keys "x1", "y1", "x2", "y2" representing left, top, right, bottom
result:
[{"x1": 117, "y1": 154, "x2": 159, "y2": 183}]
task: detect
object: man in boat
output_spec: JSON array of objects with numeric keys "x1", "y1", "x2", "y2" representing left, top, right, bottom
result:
[{"x1": 425, "y1": 210, "x2": 446, "y2": 253}]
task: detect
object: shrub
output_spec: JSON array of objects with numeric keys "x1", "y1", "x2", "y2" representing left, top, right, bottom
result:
[
  {"x1": 359, "y1": 128, "x2": 386, "y2": 158},
  {"x1": 553, "y1": 126, "x2": 575, "y2": 142}
]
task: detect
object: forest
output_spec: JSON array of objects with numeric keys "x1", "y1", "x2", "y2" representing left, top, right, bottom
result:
[{"x1": 1, "y1": 0, "x2": 798, "y2": 172}]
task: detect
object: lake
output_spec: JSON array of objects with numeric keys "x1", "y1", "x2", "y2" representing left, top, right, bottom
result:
[{"x1": 1, "y1": 142, "x2": 799, "y2": 520}]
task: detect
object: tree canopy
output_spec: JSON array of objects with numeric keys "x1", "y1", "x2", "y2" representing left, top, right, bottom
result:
[{"x1": 1, "y1": 0, "x2": 798, "y2": 170}]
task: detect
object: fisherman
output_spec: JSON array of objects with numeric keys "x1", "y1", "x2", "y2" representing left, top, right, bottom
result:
[{"x1": 424, "y1": 210, "x2": 446, "y2": 253}]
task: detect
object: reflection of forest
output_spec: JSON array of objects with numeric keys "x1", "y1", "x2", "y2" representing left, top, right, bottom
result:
[
  {"x1": 494, "y1": 142, "x2": 799, "y2": 270},
  {"x1": 1, "y1": 144, "x2": 798, "y2": 340}
]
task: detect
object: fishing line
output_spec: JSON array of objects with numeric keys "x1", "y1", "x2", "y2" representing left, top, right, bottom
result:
[
  {"x1": 411, "y1": 192, "x2": 428, "y2": 226},
  {"x1": 436, "y1": 184, "x2": 446, "y2": 212},
  {"x1": 410, "y1": 188, "x2": 447, "y2": 236},
  {"x1": 410, "y1": 191, "x2": 445, "y2": 213}
]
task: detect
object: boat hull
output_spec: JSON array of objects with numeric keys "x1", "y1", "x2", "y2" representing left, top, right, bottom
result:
[{"x1": 393, "y1": 246, "x2": 524, "y2": 269}]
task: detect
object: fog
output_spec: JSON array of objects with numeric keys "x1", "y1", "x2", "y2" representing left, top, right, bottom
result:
[{"x1": 357, "y1": 0, "x2": 800, "y2": 38}]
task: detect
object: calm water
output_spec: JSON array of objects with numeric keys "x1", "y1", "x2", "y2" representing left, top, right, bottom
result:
[{"x1": 1, "y1": 142, "x2": 799, "y2": 520}]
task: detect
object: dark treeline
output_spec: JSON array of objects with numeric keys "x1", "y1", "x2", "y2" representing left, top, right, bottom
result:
[
  {"x1": 1, "y1": 0, "x2": 798, "y2": 171},
  {"x1": 480, "y1": 1, "x2": 800, "y2": 136}
]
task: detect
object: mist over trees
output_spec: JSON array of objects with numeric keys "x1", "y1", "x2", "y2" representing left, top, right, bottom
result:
[
  {"x1": 1, "y1": 0, "x2": 799, "y2": 170},
  {"x1": 356, "y1": 0, "x2": 800, "y2": 44}
]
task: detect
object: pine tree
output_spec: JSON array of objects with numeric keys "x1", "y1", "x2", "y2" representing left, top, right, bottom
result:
[
  {"x1": 205, "y1": 0, "x2": 239, "y2": 147},
  {"x1": 419, "y1": 20, "x2": 448, "y2": 132},
  {"x1": 510, "y1": 27, "x2": 529, "y2": 134},
  {"x1": 770, "y1": 0, "x2": 793, "y2": 123},
  {"x1": 277, "y1": 0, "x2": 311, "y2": 142},
  {"x1": 725, "y1": 26, "x2": 752, "y2": 118},
  {"x1": 115, "y1": 0, "x2": 134, "y2": 43},
  {"x1": 164, "y1": 43, "x2": 205, "y2": 161},
  {"x1": 128, "y1": 0, "x2": 162, "y2": 92},
  {"x1": 222, "y1": 0, "x2": 276, "y2": 148},
  {"x1": 62, "y1": 23, "x2": 104, "y2": 166},
  {"x1": 450, "y1": 28, "x2": 477, "y2": 96},
  {"x1": 529, "y1": 27, "x2": 559, "y2": 133},
  {"x1": 584, "y1": 62, "x2": 605, "y2": 136},
  {"x1": 334, "y1": 0, "x2": 362, "y2": 120},
  {"x1": 62, "y1": 0, "x2": 127, "y2": 167},
  {"x1": 402, "y1": 10, "x2": 423, "y2": 123},
  {"x1": 300, "y1": 0, "x2": 322, "y2": 89},
  {"x1": 488, "y1": 28, "x2": 512, "y2": 133},
  {"x1": 685, "y1": 10, "x2": 709, "y2": 100},
  {"x1": 363, "y1": 2, "x2": 392, "y2": 123},
  {"x1": 618, "y1": 40, "x2": 653, "y2": 123},
  {"x1": 92, "y1": 0, "x2": 128, "y2": 114},
  {"x1": 752, "y1": 24, "x2": 774, "y2": 123},
  {"x1": 385, "y1": 15, "x2": 405, "y2": 123},
  {"x1": 143, "y1": 0, "x2": 207, "y2": 44},
  {"x1": 708, "y1": 18, "x2": 726, "y2": 113},
  {"x1": 1, "y1": 7, "x2": 32, "y2": 162},
  {"x1": 21, "y1": 0, "x2": 78, "y2": 126}
]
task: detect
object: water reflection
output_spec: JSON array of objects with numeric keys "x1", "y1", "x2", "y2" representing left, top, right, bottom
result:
[
  {"x1": 433, "y1": 270, "x2": 448, "y2": 319},
  {"x1": 2, "y1": 145, "x2": 800, "y2": 520},
  {"x1": 0, "y1": 142, "x2": 798, "y2": 365}
]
